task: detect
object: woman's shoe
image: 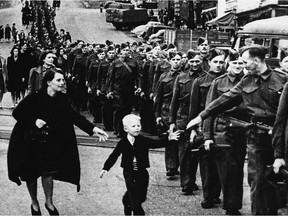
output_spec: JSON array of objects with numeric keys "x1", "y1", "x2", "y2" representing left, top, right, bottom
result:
[
  {"x1": 31, "y1": 205, "x2": 41, "y2": 215},
  {"x1": 45, "y1": 203, "x2": 59, "y2": 215}
]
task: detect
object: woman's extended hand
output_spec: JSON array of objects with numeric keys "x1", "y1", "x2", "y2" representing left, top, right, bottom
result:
[
  {"x1": 35, "y1": 119, "x2": 47, "y2": 128},
  {"x1": 93, "y1": 127, "x2": 109, "y2": 141}
]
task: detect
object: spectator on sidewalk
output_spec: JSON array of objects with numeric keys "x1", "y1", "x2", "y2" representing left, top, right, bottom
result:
[
  {"x1": 5, "y1": 24, "x2": 12, "y2": 42},
  {"x1": 0, "y1": 47, "x2": 8, "y2": 108}
]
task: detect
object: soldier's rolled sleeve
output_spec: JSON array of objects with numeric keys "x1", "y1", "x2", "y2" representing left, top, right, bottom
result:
[{"x1": 272, "y1": 82, "x2": 288, "y2": 159}]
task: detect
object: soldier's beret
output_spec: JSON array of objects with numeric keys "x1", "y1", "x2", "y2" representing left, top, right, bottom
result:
[
  {"x1": 208, "y1": 48, "x2": 226, "y2": 61},
  {"x1": 187, "y1": 49, "x2": 200, "y2": 60},
  {"x1": 228, "y1": 49, "x2": 240, "y2": 61},
  {"x1": 197, "y1": 37, "x2": 207, "y2": 46},
  {"x1": 107, "y1": 45, "x2": 115, "y2": 52}
]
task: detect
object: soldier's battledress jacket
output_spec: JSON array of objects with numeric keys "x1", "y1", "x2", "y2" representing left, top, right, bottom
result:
[
  {"x1": 200, "y1": 68, "x2": 288, "y2": 126},
  {"x1": 169, "y1": 68, "x2": 205, "y2": 130},
  {"x1": 96, "y1": 59, "x2": 110, "y2": 94},
  {"x1": 72, "y1": 52, "x2": 90, "y2": 84},
  {"x1": 141, "y1": 59, "x2": 153, "y2": 96},
  {"x1": 87, "y1": 59, "x2": 101, "y2": 93},
  {"x1": 152, "y1": 58, "x2": 171, "y2": 94},
  {"x1": 188, "y1": 71, "x2": 224, "y2": 129},
  {"x1": 107, "y1": 57, "x2": 141, "y2": 108},
  {"x1": 203, "y1": 71, "x2": 247, "y2": 140},
  {"x1": 155, "y1": 69, "x2": 180, "y2": 121}
]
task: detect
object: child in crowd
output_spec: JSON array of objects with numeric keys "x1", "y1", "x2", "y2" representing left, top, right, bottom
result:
[{"x1": 100, "y1": 114, "x2": 180, "y2": 215}]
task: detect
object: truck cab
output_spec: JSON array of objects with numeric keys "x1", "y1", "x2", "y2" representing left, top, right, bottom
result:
[{"x1": 233, "y1": 16, "x2": 288, "y2": 68}]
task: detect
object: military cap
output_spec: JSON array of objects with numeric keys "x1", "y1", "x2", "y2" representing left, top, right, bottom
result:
[
  {"x1": 197, "y1": 37, "x2": 207, "y2": 46},
  {"x1": 208, "y1": 48, "x2": 226, "y2": 61},
  {"x1": 228, "y1": 49, "x2": 240, "y2": 61},
  {"x1": 187, "y1": 49, "x2": 200, "y2": 60}
]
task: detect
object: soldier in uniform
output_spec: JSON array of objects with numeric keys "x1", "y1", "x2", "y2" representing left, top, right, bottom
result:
[
  {"x1": 197, "y1": 37, "x2": 210, "y2": 72},
  {"x1": 203, "y1": 50, "x2": 247, "y2": 214},
  {"x1": 87, "y1": 49, "x2": 105, "y2": 123},
  {"x1": 187, "y1": 45, "x2": 288, "y2": 215},
  {"x1": 71, "y1": 44, "x2": 90, "y2": 112},
  {"x1": 188, "y1": 48, "x2": 226, "y2": 208},
  {"x1": 107, "y1": 44, "x2": 141, "y2": 138},
  {"x1": 140, "y1": 47, "x2": 157, "y2": 134},
  {"x1": 155, "y1": 52, "x2": 182, "y2": 178},
  {"x1": 169, "y1": 51, "x2": 205, "y2": 194},
  {"x1": 97, "y1": 46, "x2": 116, "y2": 131}
]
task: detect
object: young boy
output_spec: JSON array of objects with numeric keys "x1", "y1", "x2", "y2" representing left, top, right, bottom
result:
[{"x1": 100, "y1": 114, "x2": 180, "y2": 215}]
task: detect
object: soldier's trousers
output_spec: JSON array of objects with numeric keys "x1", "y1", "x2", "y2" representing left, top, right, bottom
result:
[
  {"x1": 247, "y1": 131, "x2": 278, "y2": 215},
  {"x1": 216, "y1": 128, "x2": 246, "y2": 210},
  {"x1": 139, "y1": 97, "x2": 156, "y2": 134},
  {"x1": 165, "y1": 140, "x2": 179, "y2": 172},
  {"x1": 102, "y1": 98, "x2": 114, "y2": 130},
  {"x1": 199, "y1": 150, "x2": 221, "y2": 200},
  {"x1": 178, "y1": 139, "x2": 198, "y2": 188}
]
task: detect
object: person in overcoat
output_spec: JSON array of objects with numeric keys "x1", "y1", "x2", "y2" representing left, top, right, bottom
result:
[
  {"x1": 0, "y1": 47, "x2": 8, "y2": 108},
  {"x1": 7, "y1": 46, "x2": 22, "y2": 107},
  {"x1": 7, "y1": 69, "x2": 108, "y2": 215}
]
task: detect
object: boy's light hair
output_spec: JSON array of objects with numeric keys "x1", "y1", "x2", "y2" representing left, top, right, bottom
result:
[{"x1": 122, "y1": 114, "x2": 141, "y2": 127}]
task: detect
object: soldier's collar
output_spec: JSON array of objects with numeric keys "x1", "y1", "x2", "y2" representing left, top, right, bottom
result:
[{"x1": 227, "y1": 71, "x2": 244, "y2": 83}]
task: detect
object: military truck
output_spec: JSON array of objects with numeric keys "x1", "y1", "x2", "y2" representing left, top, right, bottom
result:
[{"x1": 105, "y1": 2, "x2": 148, "y2": 30}]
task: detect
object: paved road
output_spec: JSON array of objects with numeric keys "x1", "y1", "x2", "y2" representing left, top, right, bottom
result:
[{"x1": 53, "y1": 0, "x2": 139, "y2": 44}]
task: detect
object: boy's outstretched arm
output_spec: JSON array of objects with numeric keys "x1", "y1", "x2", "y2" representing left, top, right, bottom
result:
[{"x1": 100, "y1": 170, "x2": 108, "y2": 178}]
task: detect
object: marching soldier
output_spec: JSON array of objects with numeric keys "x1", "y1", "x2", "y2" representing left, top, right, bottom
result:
[
  {"x1": 155, "y1": 52, "x2": 182, "y2": 178},
  {"x1": 188, "y1": 48, "x2": 226, "y2": 208},
  {"x1": 169, "y1": 51, "x2": 205, "y2": 194}
]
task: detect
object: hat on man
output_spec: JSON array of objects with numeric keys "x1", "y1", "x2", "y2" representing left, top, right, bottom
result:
[
  {"x1": 187, "y1": 49, "x2": 200, "y2": 60},
  {"x1": 228, "y1": 49, "x2": 240, "y2": 61},
  {"x1": 208, "y1": 48, "x2": 226, "y2": 61},
  {"x1": 197, "y1": 37, "x2": 207, "y2": 46}
]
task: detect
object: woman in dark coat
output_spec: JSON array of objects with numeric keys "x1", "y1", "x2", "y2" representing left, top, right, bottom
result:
[
  {"x1": 7, "y1": 46, "x2": 22, "y2": 107},
  {"x1": 7, "y1": 69, "x2": 108, "y2": 215}
]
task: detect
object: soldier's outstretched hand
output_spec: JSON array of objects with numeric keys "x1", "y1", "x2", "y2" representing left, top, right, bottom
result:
[
  {"x1": 100, "y1": 170, "x2": 108, "y2": 178},
  {"x1": 186, "y1": 116, "x2": 202, "y2": 130}
]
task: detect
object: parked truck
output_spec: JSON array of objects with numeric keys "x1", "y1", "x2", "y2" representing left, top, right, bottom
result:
[{"x1": 105, "y1": 2, "x2": 148, "y2": 30}]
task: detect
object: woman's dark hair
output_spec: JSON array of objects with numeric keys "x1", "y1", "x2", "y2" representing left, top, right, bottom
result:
[
  {"x1": 42, "y1": 69, "x2": 64, "y2": 90},
  {"x1": 10, "y1": 46, "x2": 20, "y2": 57},
  {"x1": 39, "y1": 50, "x2": 54, "y2": 66}
]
